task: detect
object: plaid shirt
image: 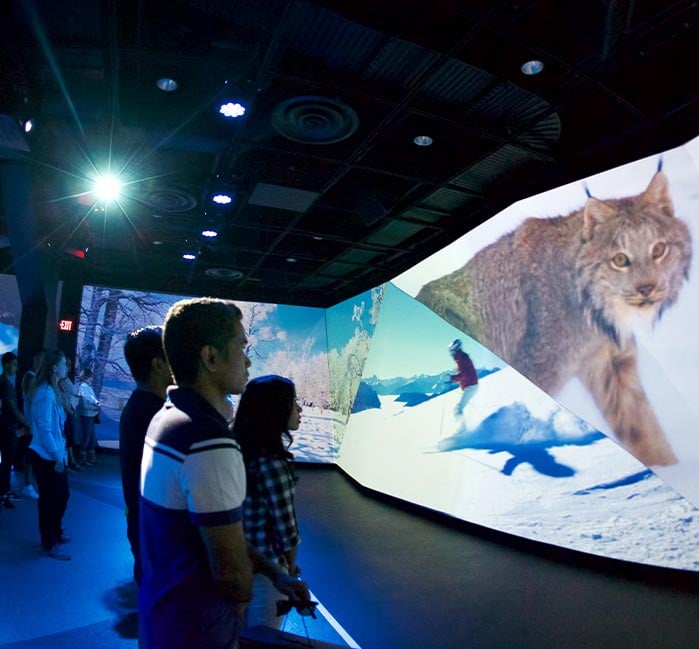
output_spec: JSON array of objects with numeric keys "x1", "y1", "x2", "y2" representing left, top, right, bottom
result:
[{"x1": 243, "y1": 456, "x2": 300, "y2": 564}]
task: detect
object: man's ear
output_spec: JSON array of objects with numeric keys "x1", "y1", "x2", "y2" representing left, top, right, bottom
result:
[
  {"x1": 151, "y1": 356, "x2": 168, "y2": 376},
  {"x1": 199, "y1": 345, "x2": 218, "y2": 373}
]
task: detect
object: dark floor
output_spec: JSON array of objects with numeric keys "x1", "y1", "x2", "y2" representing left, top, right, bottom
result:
[{"x1": 2, "y1": 455, "x2": 698, "y2": 649}]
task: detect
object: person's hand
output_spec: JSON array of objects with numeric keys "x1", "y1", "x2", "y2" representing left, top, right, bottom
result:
[
  {"x1": 54, "y1": 458, "x2": 65, "y2": 473},
  {"x1": 232, "y1": 601, "x2": 248, "y2": 626},
  {"x1": 273, "y1": 573, "x2": 311, "y2": 605}
]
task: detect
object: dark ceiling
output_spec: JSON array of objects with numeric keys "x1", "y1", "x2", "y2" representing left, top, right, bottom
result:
[{"x1": 1, "y1": 0, "x2": 697, "y2": 307}]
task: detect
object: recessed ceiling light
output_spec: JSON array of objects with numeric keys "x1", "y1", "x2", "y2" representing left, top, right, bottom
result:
[
  {"x1": 201, "y1": 229, "x2": 218, "y2": 238},
  {"x1": 521, "y1": 60, "x2": 544, "y2": 75},
  {"x1": 24, "y1": 119, "x2": 34, "y2": 133},
  {"x1": 212, "y1": 193, "x2": 232, "y2": 205},
  {"x1": 182, "y1": 253, "x2": 197, "y2": 260},
  {"x1": 219, "y1": 101, "x2": 246, "y2": 118},
  {"x1": 156, "y1": 78, "x2": 179, "y2": 91},
  {"x1": 413, "y1": 135, "x2": 433, "y2": 147}
]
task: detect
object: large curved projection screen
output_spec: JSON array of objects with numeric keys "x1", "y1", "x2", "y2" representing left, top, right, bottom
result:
[{"x1": 337, "y1": 136, "x2": 699, "y2": 571}]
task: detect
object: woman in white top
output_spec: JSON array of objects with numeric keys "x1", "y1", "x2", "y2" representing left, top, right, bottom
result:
[
  {"x1": 76, "y1": 368, "x2": 100, "y2": 465},
  {"x1": 28, "y1": 350, "x2": 71, "y2": 560}
]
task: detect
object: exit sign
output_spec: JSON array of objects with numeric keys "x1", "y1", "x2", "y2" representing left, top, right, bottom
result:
[{"x1": 58, "y1": 319, "x2": 74, "y2": 332}]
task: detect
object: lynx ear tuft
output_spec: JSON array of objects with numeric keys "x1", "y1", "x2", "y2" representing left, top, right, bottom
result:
[
  {"x1": 640, "y1": 172, "x2": 673, "y2": 217},
  {"x1": 582, "y1": 198, "x2": 616, "y2": 241}
]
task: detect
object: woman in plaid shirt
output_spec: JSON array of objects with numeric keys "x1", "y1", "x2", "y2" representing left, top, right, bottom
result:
[{"x1": 233, "y1": 375, "x2": 303, "y2": 628}]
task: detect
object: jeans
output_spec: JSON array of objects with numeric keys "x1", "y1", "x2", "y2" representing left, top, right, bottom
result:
[{"x1": 78, "y1": 415, "x2": 97, "y2": 454}]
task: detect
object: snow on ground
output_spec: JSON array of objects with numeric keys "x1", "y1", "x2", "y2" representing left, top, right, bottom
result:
[{"x1": 338, "y1": 368, "x2": 699, "y2": 570}]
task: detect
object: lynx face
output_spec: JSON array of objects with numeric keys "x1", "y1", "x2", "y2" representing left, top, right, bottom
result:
[{"x1": 575, "y1": 174, "x2": 692, "y2": 343}]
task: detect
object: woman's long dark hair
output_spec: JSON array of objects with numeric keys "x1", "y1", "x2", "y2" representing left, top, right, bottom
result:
[{"x1": 232, "y1": 375, "x2": 296, "y2": 463}]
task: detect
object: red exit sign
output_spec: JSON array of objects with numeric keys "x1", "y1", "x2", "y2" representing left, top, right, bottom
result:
[{"x1": 58, "y1": 319, "x2": 75, "y2": 332}]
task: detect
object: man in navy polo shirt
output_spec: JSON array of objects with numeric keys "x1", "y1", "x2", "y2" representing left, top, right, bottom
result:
[{"x1": 139, "y1": 298, "x2": 309, "y2": 649}]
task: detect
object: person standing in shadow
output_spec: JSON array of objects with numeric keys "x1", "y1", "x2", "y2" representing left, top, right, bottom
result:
[
  {"x1": 17, "y1": 348, "x2": 44, "y2": 500},
  {"x1": 119, "y1": 326, "x2": 171, "y2": 585},
  {"x1": 233, "y1": 374, "x2": 304, "y2": 629},
  {"x1": 0, "y1": 352, "x2": 30, "y2": 507}
]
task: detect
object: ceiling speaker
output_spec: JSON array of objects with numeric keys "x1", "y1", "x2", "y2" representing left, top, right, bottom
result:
[
  {"x1": 204, "y1": 268, "x2": 244, "y2": 280},
  {"x1": 141, "y1": 188, "x2": 197, "y2": 212},
  {"x1": 271, "y1": 96, "x2": 359, "y2": 144}
]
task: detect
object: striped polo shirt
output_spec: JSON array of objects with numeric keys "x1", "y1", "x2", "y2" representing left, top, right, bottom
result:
[{"x1": 138, "y1": 386, "x2": 246, "y2": 649}]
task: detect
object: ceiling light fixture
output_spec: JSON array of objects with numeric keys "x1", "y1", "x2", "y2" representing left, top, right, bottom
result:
[
  {"x1": 181, "y1": 238, "x2": 199, "y2": 260},
  {"x1": 93, "y1": 173, "x2": 121, "y2": 202},
  {"x1": 23, "y1": 119, "x2": 34, "y2": 133},
  {"x1": 156, "y1": 77, "x2": 179, "y2": 92},
  {"x1": 219, "y1": 101, "x2": 246, "y2": 118},
  {"x1": 212, "y1": 193, "x2": 232, "y2": 205},
  {"x1": 201, "y1": 229, "x2": 218, "y2": 238},
  {"x1": 413, "y1": 135, "x2": 433, "y2": 147},
  {"x1": 521, "y1": 59, "x2": 544, "y2": 75}
]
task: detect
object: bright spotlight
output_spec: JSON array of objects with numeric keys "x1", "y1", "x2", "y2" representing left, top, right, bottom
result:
[
  {"x1": 212, "y1": 193, "x2": 232, "y2": 205},
  {"x1": 201, "y1": 229, "x2": 218, "y2": 238},
  {"x1": 219, "y1": 102, "x2": 246, "y2": 118},
  {"x1": 93, "y1": 174, "x2": 121, "y2": 202}
]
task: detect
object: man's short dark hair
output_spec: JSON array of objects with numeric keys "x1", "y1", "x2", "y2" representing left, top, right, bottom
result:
[
  {"x1": 124, "y1": 326, "x2": 165, "y2": 383},
  {"x1": 163, "y1": 297, "x2": 243, "y2": 385},
  {"x1": 2, "y1": 351, "x2": 17, "y2": 368}
]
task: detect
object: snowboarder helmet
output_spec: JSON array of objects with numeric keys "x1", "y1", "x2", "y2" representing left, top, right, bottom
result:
[{"x1": 448, "y1": 339, "x2": 462, "y2": 353}]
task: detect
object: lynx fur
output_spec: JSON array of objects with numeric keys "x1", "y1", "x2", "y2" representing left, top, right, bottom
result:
[{"x1": 417, "y1": 172, "x2": 692, "y2": 466}]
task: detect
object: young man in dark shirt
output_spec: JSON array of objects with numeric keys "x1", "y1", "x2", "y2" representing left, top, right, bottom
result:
[{"x1": 119, "y1": 326, "x2": 172, "y2": 584}]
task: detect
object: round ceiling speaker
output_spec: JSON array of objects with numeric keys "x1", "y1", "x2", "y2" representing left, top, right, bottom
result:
[
  {"x1": 141, "y1": 188, "x2": 197, "y2": 212},
  {"x1": 204, "y1": 268, "x2": 244, "y2": 280},
  {"x1": 271, "y1": 96, "x2": 359, "y2": 144}
]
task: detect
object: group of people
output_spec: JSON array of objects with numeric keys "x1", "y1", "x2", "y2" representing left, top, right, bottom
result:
[
  {"x1": 2, "y1": 296, "x2": 309, "y2": 647},
  {"x1": 0, "y1": 346, "x2": 104, "y2": 559},
  {"x1": 118, "y1": 297, "x2": 310, "y2": 649}
]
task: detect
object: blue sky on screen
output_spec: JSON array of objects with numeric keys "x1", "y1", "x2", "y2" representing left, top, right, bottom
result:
[
  {"x1": 272, "y1": 304, "x2": 327, "y2": 354},
  {"x1": 325, "y1": 287, "x2": 377, "y2": 348},
  {"x1": 364, "y1": 283, "x2": 503, "y2": 380}
]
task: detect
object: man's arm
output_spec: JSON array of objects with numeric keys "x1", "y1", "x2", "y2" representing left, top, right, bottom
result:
[
  {"x1": 199, "y1": 521, "x2": 254, "y2": 605},
  {"x1": 21, "y1": 372, "x2": 33, "y2": 396}
]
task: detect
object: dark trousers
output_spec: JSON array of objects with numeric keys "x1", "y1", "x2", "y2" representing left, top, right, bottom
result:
[
  {"x1": 29, "y1": 450, "x2": 70, "y2": 550},
  {"x1": 13, "y1": 434, "x2": 31, "y2": 471},
  {"x1": 0, "y1": 429, "x2": 16, "y2": 493},
  {"x1": 126, "y1": 507, "x2": 142, "y2": 584}
]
